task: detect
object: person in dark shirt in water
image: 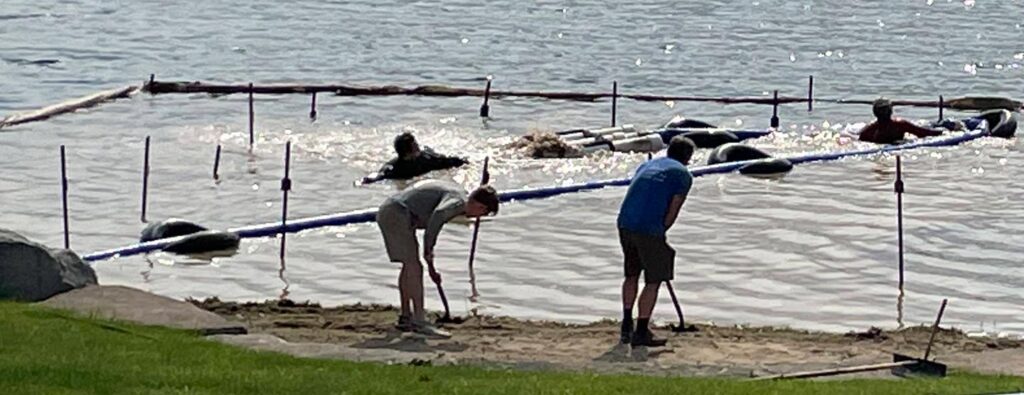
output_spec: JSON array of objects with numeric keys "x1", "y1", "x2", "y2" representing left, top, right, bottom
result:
[
  {"x1": 363, "y1": 132, "x2": 468, "y2": 184},
  {"x1": 858, "y1": 98, "x2": 943, "y2": 144}
]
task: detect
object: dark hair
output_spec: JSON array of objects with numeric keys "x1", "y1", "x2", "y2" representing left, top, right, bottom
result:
[
  {"x1": 666, "y1": 136, "x2": 696, "y2": 164},
  {"x1": 393, "y1": 132, "x2": 418, "y2": 156},
  {"x1": 469, "y1": 185, "x2": 500, "y2": 215},
  {"x1": 872, "y1": 97, "x2": 893, "y2": 120}
]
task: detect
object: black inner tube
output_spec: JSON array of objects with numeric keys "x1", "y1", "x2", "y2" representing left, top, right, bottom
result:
[{"x1": 707, "y1": 143, "x2": 772, "y2": 165}]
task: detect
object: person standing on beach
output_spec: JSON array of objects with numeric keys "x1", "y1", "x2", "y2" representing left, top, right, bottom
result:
[
  {"x1": 617, "y1": 136, "x2": 696, "y2": 347},
  {"x1": 376, "y1": 180, "x2": 499, "y2": 338}
]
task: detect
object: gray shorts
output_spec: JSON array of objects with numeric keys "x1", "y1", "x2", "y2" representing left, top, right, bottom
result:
[
  {"x1": 377, "y1": 199, "x2": 419, "y2": 264},
  {"x1": 619, "y1": 228, "x2": 675, "y2": 283}
]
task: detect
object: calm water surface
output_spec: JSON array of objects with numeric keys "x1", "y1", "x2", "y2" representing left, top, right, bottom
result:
[{"x1": 2, "y1": 0, "x2": 1022, "y2": 335}]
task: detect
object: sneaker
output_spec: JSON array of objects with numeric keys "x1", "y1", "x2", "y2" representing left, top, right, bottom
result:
[
  {"x1": 630, "y1": 329, "x2": 667, "y2": 348},
  {"x1": 412, "y1": 320, "x2": 452, "y2": 339},
  {"x1": 395, "y1": 315, "x2": 414, "y2": 332},
  {"x1": 620, "y1": 319, "x2": 634, "y2": 344}
]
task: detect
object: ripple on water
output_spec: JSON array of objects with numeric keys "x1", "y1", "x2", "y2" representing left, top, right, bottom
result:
[{"x1": 2, "y1": 0, "x2": 1023, "y2": 335}]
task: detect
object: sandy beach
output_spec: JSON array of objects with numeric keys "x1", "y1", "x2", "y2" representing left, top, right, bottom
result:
[{"x1": 194, "y1": 298, "x2": 1024, "y2": 379}]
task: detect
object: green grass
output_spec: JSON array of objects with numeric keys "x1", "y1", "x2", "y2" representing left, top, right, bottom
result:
[{"x1": 0, "y1": 302, "x2": 1021, "y2": 395}]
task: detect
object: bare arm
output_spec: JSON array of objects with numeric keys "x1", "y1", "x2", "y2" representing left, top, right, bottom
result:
[
  {"x1": 899, "y1": 120, "x2": 943, "y2": 138},
  {"x1": 422, "y1": 197, "x2": 464, "y2": 260},
  {"x1": 663, "y1": 194, "x2": 687, "y2": 231}
]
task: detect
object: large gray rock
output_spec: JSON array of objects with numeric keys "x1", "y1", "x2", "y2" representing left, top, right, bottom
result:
[
  {"x1": 0, "y1": 229, "x2": 97, "y2": 301},
  {"x1": 41, "y1": 285, "x2": 246, "y2": 335}
]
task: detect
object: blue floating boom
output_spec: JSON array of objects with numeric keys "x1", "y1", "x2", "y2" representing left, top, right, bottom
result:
[{"x1": 82, "y1": 124, "x2": 997, "y2": 262}]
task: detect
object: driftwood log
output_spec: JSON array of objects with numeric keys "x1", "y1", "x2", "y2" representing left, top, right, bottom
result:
[
  {"x1": 143, "y1": 80, "x2": 1022, "y2": 111},
  {"x1": 143, "y1": 80, "x2": 808, "y2": 105},
  {"x1": 831, "y1": 96, "x2": 1022, "y2": 111},
  {"x1": 0, "y1": 85, "x2": 139, "y2": 129},
  {"x1": 3, "y1": 80, "x2": 1016, "y2": 131}
]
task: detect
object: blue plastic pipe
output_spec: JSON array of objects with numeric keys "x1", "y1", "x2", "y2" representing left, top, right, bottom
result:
[{"x1": 82, "y1": 128, "x2": 989, "y2": 262}]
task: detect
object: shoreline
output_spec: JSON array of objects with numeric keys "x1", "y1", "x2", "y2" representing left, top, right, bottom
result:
[{"x1": 192, "y1": 297, "x2": 1024, "y2": 378}]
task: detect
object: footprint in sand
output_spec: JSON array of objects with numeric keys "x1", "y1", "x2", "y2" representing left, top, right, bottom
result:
[{"x1": 593, "y1": 343, "x2": 634, "y2": 363}]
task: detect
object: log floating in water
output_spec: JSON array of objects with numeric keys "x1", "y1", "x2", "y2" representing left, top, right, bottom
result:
[
  {"x1": 142, "y1": 80, "x2": 807, "y2": 104},
  {"x1": 142, "y1": 80, "x2": 1022, "y2": 110},
  {"x1": 0, "y1": 85, "x2": 139, "y2": 129},
  {"x1": 829, "y1": 96, "x2": 1022, "y2": 111}
]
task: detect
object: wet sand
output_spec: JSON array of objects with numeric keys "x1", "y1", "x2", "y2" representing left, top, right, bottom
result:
[{"x1": 193, "y1": 298, "x2": 1024, "y2": 378}]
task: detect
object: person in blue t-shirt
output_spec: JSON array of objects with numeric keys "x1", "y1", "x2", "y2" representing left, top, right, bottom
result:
[{"x1": 617, "y1": 136, "x2": 696, "y2": 347}]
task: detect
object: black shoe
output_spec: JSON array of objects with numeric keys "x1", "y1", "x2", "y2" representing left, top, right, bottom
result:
[
  {"x1": 620, "y1": 320, "x2": 633, "y2": 344},
  {"x1": 631, "y1": 329, "x2": 668, "y2": 348},
  {"x1": 395, "y1": 315, "x2": 414, "y2": 332}
]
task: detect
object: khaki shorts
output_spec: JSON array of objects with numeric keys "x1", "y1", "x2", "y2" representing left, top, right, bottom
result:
[
  {"x1": 377, "y1": 199, "x2": 419, "y2": 264},
  {"x1": 619, "y1": 228, "x2": 675, "y2": 283}
]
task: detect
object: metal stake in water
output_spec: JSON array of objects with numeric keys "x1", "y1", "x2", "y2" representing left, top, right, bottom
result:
[
  {"x1": 770, "y1": 90, "x2": 780, "y2": 128},
  {"x1": 611, "y1": 81, "x2": 618, "y2": 127},
  {"x1": 895, "y1": 155, "x2": 905, "y2": 291},
  {"x1": 141, "y1": 136, "x2": 150, "y2": 223},
  {"x1": 213, "y1": 144, "x2": 222, "y2": 181},
  {"x1": 479, "y1": 78, "x2": 492, "y2": 118},
  {"x1": 248, "y1": 82, "x2": 255, "y2": 150},
  {"x1": 60, "y1": 145, "x2": 70, "y2": 249},
  {"x1": 807, "y1": 75, "x2": 814, "y2": 112},
  {"x1": 310, "y1": 92, "x2": 318, "y2": 120},
  {"x1": 280, "y1": 141, "x2": 292, "y2": 262}
]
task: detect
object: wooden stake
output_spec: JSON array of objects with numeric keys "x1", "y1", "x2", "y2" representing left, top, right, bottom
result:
[
  {"x1": 60, "y1": 145, "x2": 69, "y2": 249},
  {"x1": 141, "y1": 136, "x2": 150, "y2": 223}
]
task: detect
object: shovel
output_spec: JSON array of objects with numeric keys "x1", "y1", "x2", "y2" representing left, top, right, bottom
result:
[
  {"x1": 666, "y1": 281, "x2": 698, "y2": 333},
  {"x1": 433, "y1": 276, "x2": 466, "y2": 324},
  {"x1": 890, "y1": 299, "x2": 949, "y2": 377},
  {"x1": 752, "y1": 299, "x2": 949, "y2": 380}
]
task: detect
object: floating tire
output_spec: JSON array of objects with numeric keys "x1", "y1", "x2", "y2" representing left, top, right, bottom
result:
[
  {"x1": 141, "y1": 219, "x2": 208, "y2": 242},
  {"x1": 708, "y1": 143, "x2": 792, "y2": 176}
]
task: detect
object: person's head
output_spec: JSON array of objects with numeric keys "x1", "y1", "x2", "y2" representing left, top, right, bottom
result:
[
  {"x1": 393, "y1": 132, "x2": 421, "y2": 159},
  {"x1": 666, "y1": 136, "x2": 696, "y2": 165},
  {"x1": 465, "y1": 185, "x2": 500, "y2": 217},
  {"x1": 873, "y1": 97, "x2": 894, "y2": 121}
]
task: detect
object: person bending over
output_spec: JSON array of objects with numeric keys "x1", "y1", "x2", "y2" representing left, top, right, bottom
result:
[
  {"x1": 364, "y1": 132, "x2": 468, "y2": 183},
  {"x1": 858, "y1": 98, "x2": 943, "y2": 144},
  {"x1": 617, "y1": 136, "x2": 696, "y2": 347},
  {"x1": 376, "y1": 180, "x2": 499, "y2": 338}
]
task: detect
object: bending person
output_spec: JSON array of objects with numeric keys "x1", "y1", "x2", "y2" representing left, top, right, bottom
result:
[
  {"x1": 364, "y1": 132, "x2": 468, "y2": 183},
  {"x1": 376, "y1": 180, "x2": 499, "y2": 338},
  {"x1": 858, "y1": 98, "x2": 943, "y2": 144},
  {"x1": 617, "y1": 136, "x2": 696, "y2": 348}
]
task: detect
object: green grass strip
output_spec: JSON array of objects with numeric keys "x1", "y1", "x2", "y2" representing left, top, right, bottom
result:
[{"x1": 0, "y1": 302, "x2": 1020, "y2": 394}]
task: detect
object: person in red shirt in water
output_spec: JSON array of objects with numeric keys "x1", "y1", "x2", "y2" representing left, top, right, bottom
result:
[{"x1": 858, "y1": 98, "x2": 944, "y2": 144}]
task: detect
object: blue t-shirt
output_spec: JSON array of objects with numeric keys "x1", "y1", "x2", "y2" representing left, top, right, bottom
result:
[{"x1": 616, "y1": 157, "x2": 693, "y2": 235}]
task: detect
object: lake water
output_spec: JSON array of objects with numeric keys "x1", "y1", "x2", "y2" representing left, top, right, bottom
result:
[{"x1": 2, "y1": 0, "x2": 1022, "y2": 336}]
